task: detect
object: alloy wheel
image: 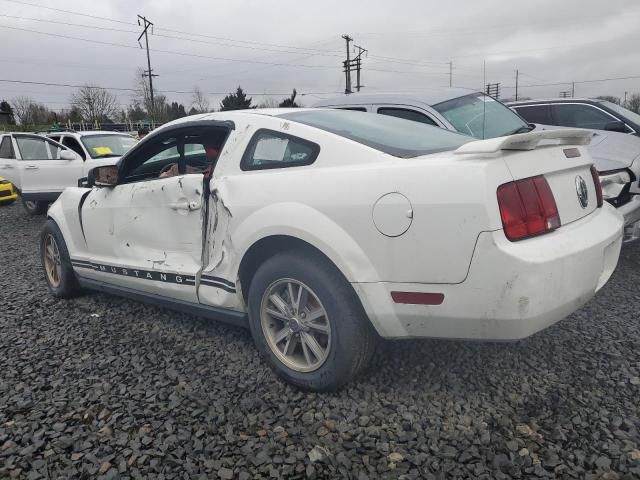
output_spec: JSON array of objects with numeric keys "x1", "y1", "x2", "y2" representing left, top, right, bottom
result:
[
  {"x1": 43, "y1": 233, "x2": 62, "y2": 288},
  {"x1": 260, "y1": 278, "x2": 331, "y2": 372}
]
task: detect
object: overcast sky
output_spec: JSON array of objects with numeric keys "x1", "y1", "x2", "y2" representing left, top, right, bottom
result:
[{"x1": 1, "y1": 0, "x2": 640, "y2": 111}]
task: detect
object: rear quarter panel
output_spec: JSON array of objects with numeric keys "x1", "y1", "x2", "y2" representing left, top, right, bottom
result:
[{"x1": 213, "y1": 120, "x2": 513, "y2": 284}]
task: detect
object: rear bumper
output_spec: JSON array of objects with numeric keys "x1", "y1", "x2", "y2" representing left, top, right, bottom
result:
[{"x1": 354, "y1": 205, "x2": 623, "y2": 340}]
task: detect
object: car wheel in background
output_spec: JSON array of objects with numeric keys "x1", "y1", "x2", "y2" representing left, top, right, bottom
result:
[
  {"x1": 40, "y1": 219, "x2": 81, "y2": 298},
  {"x1": 247, "y1": 250, "x2": 377, "y2": 391},
  {"x1": 22, "y1": 198, "x2": 47, "y2": 215}
]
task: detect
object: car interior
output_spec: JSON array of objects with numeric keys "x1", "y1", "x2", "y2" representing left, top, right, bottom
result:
[{"x1": 120, "y1": 126, "x2": 229, "y2": 184}]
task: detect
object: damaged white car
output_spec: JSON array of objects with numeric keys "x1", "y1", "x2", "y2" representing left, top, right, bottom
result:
[{"x1": 40, "y1": 110, "x2": 623, "y2": 390}]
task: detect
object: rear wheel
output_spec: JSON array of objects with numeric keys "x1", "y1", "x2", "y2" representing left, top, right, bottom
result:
[
  {"x1": 40, "y1": 220, "x2": 81, "y2": 298},
  {"x1": 248, "y1": 250, "x2": 377, "y2": 391},
  {"x1": 22, "y1": 198, "x2": 47, "y2": 215}
]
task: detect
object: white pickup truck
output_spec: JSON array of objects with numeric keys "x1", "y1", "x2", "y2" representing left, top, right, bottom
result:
[{"x1": 0, "y1": 131, "x2": 136, "y2": 214}]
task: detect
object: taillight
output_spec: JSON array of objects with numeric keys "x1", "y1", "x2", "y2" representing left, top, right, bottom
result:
[
  {"x1": 497, "y1": 175, "x2": 561, "y2": 241},
  {"x1": 590, "y1": 165, "x2": 604, "y2": 208}
]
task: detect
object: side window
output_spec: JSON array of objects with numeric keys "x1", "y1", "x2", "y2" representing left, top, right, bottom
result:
[
  {"x1": 377, "y1": 107, "x2": 438, "y2": 126},
  {"x1": 48, "y1": 135, "x2": 61, "y2": 143},
  {"x1": 61, "y1": 136, "x2": 86, "y2": 160},
  {"x1": 513, "y1": 105, "x2": 552, "y2": 125},
  {"x1": 552, "y1": 104, "x2": 615, "y2": 129},
  {"x1": 241, "y1": 129, "x2": 320, "y2": 171},
  {"x1": 0, "y1": 136, "x2": 15, "y2": 159},
  {"x1": 15, "y1": 137, "x2": 51, "y2": 160},
  {"x1": 122, "y1": 128, "x2": 227, "y2": 183}
]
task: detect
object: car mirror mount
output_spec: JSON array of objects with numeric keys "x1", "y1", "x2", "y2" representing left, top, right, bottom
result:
[{"x1": 88, "y1": 165, "x2": 118, "y2": 188}]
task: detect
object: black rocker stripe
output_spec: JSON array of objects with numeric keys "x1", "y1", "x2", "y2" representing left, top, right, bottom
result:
[
  {"x1": 199, "y1": 279, "x2": 236, "y2": 294},
  {"x1": 70, "y1": 259, "x2": 235, "y2": 293},
  {"x1": 200, "y1": 274, "x2": 235, "y2": 289}
]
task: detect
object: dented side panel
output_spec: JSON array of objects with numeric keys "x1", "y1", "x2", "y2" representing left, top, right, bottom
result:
[{"x1": 78, "y1": 175, "x2": 205, "y2": 303}]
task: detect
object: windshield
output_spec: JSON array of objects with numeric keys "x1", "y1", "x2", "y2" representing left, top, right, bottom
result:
[
  {"x1": 600, "y1": 101, "x2": 640, "y2": 126},
  {"x1": 81, "y1": 134, "x2": 137, "y2": 159},
  {"x1": 278, "y1": 110, "x2": 471, "y2": 158},
  {"x1": 433, "y1": 93, "x2": 528, "y2": 139}
]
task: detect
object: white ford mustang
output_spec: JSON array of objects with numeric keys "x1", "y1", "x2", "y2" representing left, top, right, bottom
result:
[{"x1": 40, "y1": 109, "x2": 623, "y2": 391}]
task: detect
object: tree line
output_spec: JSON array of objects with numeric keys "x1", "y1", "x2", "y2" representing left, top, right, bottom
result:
[{"x1": 0, "y1": 71, "x2": 301, "y2": 127}]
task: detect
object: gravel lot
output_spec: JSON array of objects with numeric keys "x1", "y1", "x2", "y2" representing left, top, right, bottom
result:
[{"x1": 1, "y1": 202, "x2": 639, "y2": 480}]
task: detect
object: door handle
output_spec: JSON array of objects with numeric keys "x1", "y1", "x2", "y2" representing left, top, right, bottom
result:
[
  {"x1": 24, "y1": 165, "x2": 39, "y2": 170},
  {"x1": 169, "y1": 201, "x2": 200, "y2": 211}
]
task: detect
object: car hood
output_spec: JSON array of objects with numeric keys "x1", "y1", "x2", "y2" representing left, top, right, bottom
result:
[{"x1": 533, "y1": 124, "x2": 640, "y2": 171}]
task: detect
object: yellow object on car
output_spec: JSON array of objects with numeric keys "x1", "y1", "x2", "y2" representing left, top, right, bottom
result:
[{"x1": 0, "y1": 176, "x2": 18, "y2": 205}]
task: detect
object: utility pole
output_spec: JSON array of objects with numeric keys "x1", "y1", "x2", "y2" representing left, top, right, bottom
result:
[
  {"x1": 515, "y1": 69, "x2": 519, "y2": 101},
  {"x1": 354, "y1": 44, "x2": 368, "y2": 92},
  {"x1": 571, "y1": 82, "x2": 575, "y2": 98},
  {"x1": 449, "y1": 61, "x2": 453, "y2": 87},
  {"x1": 138, "y1": 15, "x2": 157, "y2": 122},
  {"x1": 625, "y1": 91, "x2": 628, "y2": 107},
  {"x1": 342, "y1": 34, "x2": 353, "y2": 94}
]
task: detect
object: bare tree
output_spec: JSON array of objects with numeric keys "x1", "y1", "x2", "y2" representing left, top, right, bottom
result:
[
  {"x1": 71, "y1": 85, "x2": 118, "y2": 123},
  {"x1": 132, "y1": 68, "x2": 170, "y2": 122},
  {"x1": 11, "y1": 96, "x2": 35, "y2": 125},
  {"x1": 627, "y1": 94, "x2": 640, "y2": 114},
  {"x1": 191, "y1": 85, "x2": 211, "y2": 113}
]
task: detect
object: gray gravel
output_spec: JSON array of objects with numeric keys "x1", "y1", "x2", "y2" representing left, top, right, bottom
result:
[{"x1": 1, "y1": 202, "x2": 640, "y2": 480}]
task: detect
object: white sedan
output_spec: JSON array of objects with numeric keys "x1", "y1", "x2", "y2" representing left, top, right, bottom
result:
[{"x1": 40, "y1": 109, "x2": 623, "y2": 391}]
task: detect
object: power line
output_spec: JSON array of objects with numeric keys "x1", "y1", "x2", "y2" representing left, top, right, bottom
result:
[
  {"x1": 0, "y1": 13, "x2": 345, "y2": 58},
  {"x1": 0, "y1": 0, "x2": 342, "y2": 55},
  {"x1": 501, "y1": 74, "x2": 640, "y2": 89},
  {"x1": 0, "y1": 78, "x2": 341, "y2": 96},
  {"x1": 1, "y1": 0, "x2": 136, "y2": 25},
  {"x1": 0, "y1": 24, "x2": 339, "y2": 69}
]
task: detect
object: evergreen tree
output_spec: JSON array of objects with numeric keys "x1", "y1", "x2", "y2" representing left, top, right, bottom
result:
[
  {"x1": 0, "y1": 100, "x2": 15, "y2": 124},
  {"x1": 279, "y1": 89, "x2": 299, "y2": 108},
  {"x1": 219, "y1": 86, "x2": 252, "y2": 111}
]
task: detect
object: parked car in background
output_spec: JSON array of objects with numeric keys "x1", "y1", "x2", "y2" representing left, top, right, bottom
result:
[
  {"x1": 313, "y1": 89, "x2": 534, "y2": 139},
  {"x1": 507, "y1": 98, "x2": 640, "y2": 136},
  {"x1": 313, "y1": 91, "x2": 640, "y2": 242},
  {"x1": 508, "y1": 99, "x2": 640, "y2": 241},
  {"x1": 0, "y1": 175, "x2": 17, "y2": 206},
  {"x1": 44, "y1": 129, "x2": 137, "y2": 164},
  {"x1": 40, "y1": 109, "x2": 622, "y2": 391},
  {"x1": 0, "y1": 131, "x2": 136, "y2": 215}
]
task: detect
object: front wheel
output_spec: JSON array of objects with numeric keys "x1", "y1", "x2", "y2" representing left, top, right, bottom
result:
[
  {"x1": 40, "y1": 220, "x2": 81, "y2": 298},
  {"x1": 248, "y1": 251, "x2": 377, "y2": 391},
  {"x1": 22, "y1": 198, "x2": 47, "y2": 215}
]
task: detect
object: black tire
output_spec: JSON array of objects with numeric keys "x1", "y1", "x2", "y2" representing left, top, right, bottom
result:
[
  {"x1": 248, "y1": 250, "x2": 378, "y2": 391},
  {"x1": 22, "y1": 198, "x2": 47, "y2": 215},
  {"x1": 40, "y1": 219, "x2": 81, "y2": 298}
]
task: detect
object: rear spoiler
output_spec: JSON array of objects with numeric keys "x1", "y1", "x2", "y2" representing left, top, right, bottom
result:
[{"x1": 455, "y1": 128, "x2": 593, "y2": 155}]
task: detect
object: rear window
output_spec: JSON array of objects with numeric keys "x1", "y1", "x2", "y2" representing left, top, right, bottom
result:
[{"x1": 278, "y1": 110, "x2": 470, "y2": 158}]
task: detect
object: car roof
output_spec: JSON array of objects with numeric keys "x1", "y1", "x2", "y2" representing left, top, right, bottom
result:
[
  {"x1": 311, "y1": 88, "x2": 480, "y2": 107},
  {"x1": 507, "y1": 98, "x2": 603, "y2": 106}
]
